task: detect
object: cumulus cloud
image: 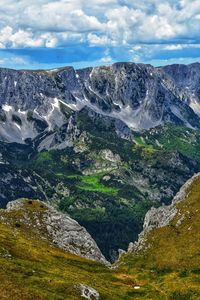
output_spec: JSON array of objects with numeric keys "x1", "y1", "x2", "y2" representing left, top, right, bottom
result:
[
  {"x1": 163, "y1": 44, "x2": 200, "y2": 51},
  {"x1": 88, "y1": 33, "x2": 111, "y2": 46},
  {"x1": 0, "y1": 0, "x2": 200, "y2": 67},
  {"x1": 100, "y1": 56, "x2": 113, "y2": 63},
  {"x1": 0, "y1": 55, "x2": 29, "y2": 66},
  {"x1": 0, "y1": 0, "x2": 200, "y2": 49}
]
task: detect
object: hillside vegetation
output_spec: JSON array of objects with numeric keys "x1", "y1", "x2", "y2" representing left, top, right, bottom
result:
[
  {"x1": 119, "y1": 174, "x2": 200, "y2": 299},
  {"x1": 1, "y1": 116, "x2": 199, "y2": 261},
  {"x1": 0, "y1": 174, "x2": 200, "y2": 299}
]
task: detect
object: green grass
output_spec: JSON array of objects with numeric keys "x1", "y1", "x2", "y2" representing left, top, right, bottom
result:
[
  {"x1": 134, "y1": 136, "x2": 146, "y2": 145},
  {"x1": 158, "y1": 126, "x2": 200, "y2": 160},
  {"x1": 133, "y1": 134, "x2": 159, "y2": 157},
  {"x1": 132, "y1": 144, "x2": 158, "y2": 157},
  {"x1": 140, "y1": 124, "x2": 200, "y2": 163},
  {"x1": 56, "y1": 173, "x2": 119, "y2": 195},
  {"x1": 36, "y1": 151, "x2": 53, "y2": 163},
  {"x1": 0, "y1": 199, "x2": 144, "y2": 300},
  {"x1": 118, "y1": 174, "x2": 200, "y2": 299},
  {"x1": 76, "y1": 175, "x2": 119, "y2": 195},
  {"x1": 1, "y1": 174, "x2": 200, "y2": 299}
]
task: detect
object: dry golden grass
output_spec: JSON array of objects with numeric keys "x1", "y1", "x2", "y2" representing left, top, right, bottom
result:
[
  {"x1": 119, "y1": 176, "x2": 200, "y2": 299},
  {"x1": 1, "y1": 176, "x2": 200, "y2": 300}
]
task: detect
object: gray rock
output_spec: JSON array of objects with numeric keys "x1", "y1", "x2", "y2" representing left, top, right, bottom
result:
[
  {"x1": 118, "y1": 249, "x2": 126, "y2": 259},
  {"x1": 128, "y1": 173, "x2": 200, "y2": 252},
  {"x1": 1, "y1": 62, "x2": 200, "y2": 144},
  {"x1": 143, "y1": 205, "x2": 178, "y2": 232},
  {"x1": 77, "y1": 284, "x2": 100, "y2": 300},
  {"x1": 6, "y1": 199, "x2": 109, "y2": 265},
  {"x1": 100, "y1": 149, "x2": 121, "y2": 163},
  {"x1": 44, "y1": 205, "x2": 108, "y2": 265}
]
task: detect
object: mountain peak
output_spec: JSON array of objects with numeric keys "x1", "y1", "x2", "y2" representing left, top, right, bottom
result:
[{"x1": 1, "y1": 61, "x2": 200, "y2": 144}]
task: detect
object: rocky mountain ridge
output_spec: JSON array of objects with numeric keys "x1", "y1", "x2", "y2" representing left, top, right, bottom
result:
[
  {"x1": 1, "y1": 62, "x2": 200, "y2": 144},
  {"x1": 128, "y1": 172, "x2": 200, "y2": 253}
]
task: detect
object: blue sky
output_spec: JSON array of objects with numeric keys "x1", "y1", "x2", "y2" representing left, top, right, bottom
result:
[{"x1": 0, "y1": 0, "x2": 200, "y2": 69}]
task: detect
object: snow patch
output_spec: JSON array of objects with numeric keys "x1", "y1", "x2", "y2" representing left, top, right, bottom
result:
[
  {"x1": 0, "y1": 105, "x2": 44, "y2": 143},
  {"x1": 41, "y1": 97, "x2": 65, "y2": 131},
  {"x1": 89, "y1": 68, "x2": 94, "y2": 79},
  {"x1": 46, "y1": 68, "x2": 59, "y2": 74},
  {"x1": 18, "y1": 109, "x2": 26, "y2": 115},
  {"x1": 2, "y1": 105, "x2": 12, "y2": 112},
  {"x1": 53, "y1": 97, "x2": 60, "y2": 109},
  {"x1": 190, "y1": 99, "x2": 200, "y2": 117}
]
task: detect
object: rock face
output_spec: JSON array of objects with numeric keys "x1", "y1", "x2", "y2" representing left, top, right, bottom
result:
[
  {"x1": 162, "y1": 63, "x2": 200, "y2": 112},
  {"x1": 44, "y1": 205, "x2": 108, "y2": 264},
  {"x1": 1, "y1": 62, "x2": 200, "y2": 143},
  {"x1": 6, "y1": 199, "x2": 108, "y2": 265},
  {"x1": 128, "y1": 173, "x2": 200, "y2": 252}
]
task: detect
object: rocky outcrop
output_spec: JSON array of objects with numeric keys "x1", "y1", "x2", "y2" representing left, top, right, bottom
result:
[
  {"x1": 76, "y1": 284, "x2": 100, "y2": 300},
  {"x1": 100, "y1": 149, "x2": 121, "y2": 163},
  {"x1": 162, "y1": 63, "x2": 200, "y2": 117},
  {"x1": 128, "y1": 173, "x2": 200, "y2": 252},
  {"x1": 44, "y1": 204, "x2": 108, "y2": 265},
  {"x1": 6, "y1": 199, "x2": 108, "y2": 265}
]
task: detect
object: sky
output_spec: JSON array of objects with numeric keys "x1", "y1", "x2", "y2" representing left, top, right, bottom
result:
[{"x1": 0, "y1": 0, "x2": 200, "y2": 70}]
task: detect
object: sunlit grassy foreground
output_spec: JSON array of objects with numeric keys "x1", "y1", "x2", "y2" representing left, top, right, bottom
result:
[{"x1": 1, "y1": 174, "x2": 200, "y2": 299}]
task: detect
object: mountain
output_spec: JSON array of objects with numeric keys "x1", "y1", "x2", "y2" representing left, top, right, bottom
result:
[
  {"x1": 1, "y1": 62, "x2": 200, "y2": 261},
  {"x1": 0, "y1": 63, "x2": 200, "y2": 144},
  {"x1": 0, "y1": 173, "x2": 200, "y2": 299},
  {"x1": 162, "y1": 63, "x2": 200, "y2": 117},
  {"x1": 120, "y1": 172, "x2": 200, "y2": 299}
]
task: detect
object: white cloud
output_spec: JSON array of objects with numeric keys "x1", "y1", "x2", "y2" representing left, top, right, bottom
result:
[
  {"x1": 0, "y1": 0, "x2": 199, "y2": 50},
  {"x1": 0, "y1": 56, "x2": 28, "y2": 66},
  {"x1": 88, "y1": 33, "x2": 111, "y2": 45},
  {"x1": 164, "y1": 44, "x2": 185, "y2": 50},
  {"x1": 24, "y1": 4, "x2": 104, "y2": 32},
  {"x1": 164, "y1": 44, "x2": 200, "y2": 50},
  {"x1": 0, "y1": 26, "x2": 44, "y2": 48},
  {"x1": 100, "y1": 56, "x2": 113, "y2": 63}
]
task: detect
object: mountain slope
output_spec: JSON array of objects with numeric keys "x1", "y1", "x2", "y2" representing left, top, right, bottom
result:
[
  {"x1": 1, "y1": 62, "x2": 200, "y2": 144},
  {"x1": 119, "y1": 173, "x2": 200, "y2": 299},
  {"x1": 4, "y1": 199, "x2": 107, "y2": 264},
  {"x1": 0, "y1": 118, "x2": 198, "y2": 261},
  {"x1": 1, "y1": 62, "x2": 200, "y2": 261},
  {"x1": 1, "y1": 174, "x2": 200, "y2": 299},
  {"x1": 0, "y1": 199, "x2": 120, "y2": 300},
  {"x1": 162, "y1": 63, "x2": 200, "y2": 117}
]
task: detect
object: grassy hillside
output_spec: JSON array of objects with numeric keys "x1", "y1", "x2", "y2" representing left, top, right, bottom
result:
[
  {"x1": 118, "y1": 174, "x2": 200, "y2": 299},
  {"x1": 0, "y1": 200, "x2": 134, "y2": 300},
  {"x1": 134, "y1": 124, "x2": 200, "y2": 163},
  {"x1": 1, "y1": 174, "x2": 200, "y2": 299}
]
